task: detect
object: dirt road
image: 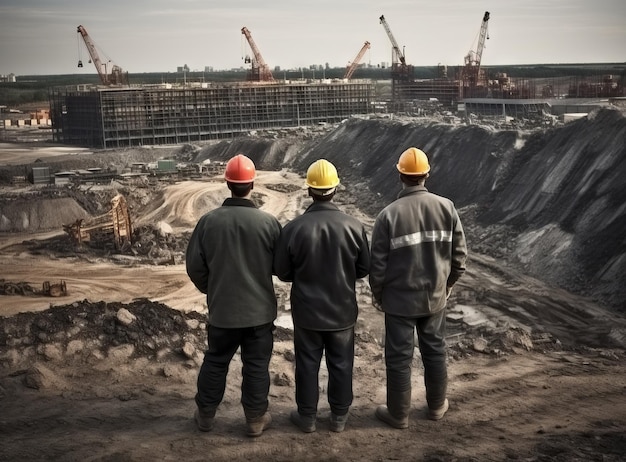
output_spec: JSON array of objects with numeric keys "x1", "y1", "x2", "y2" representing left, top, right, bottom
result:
[{"x1": 1, "y1": 167, "x2": 625, "y2": 461}]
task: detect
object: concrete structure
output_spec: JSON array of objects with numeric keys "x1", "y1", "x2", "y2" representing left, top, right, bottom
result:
[
  {"x1": 393, "y1": 79, "x2": 461, "y2": 110},
  {"x1": 460, "y1": 97, "x2": 610, "y2": 120},
  {"x1": 49, "y1": 80, "x2": 373, "y2": 148}
]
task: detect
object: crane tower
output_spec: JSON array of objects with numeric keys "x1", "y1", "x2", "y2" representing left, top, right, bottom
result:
[
  {"x1": 461, "y1": 12, "x2": 490, "y2": 89},
  {"x1": 241, "y1": 27, "x2": 275, "y2": 82},
  {"x1": 77, "y1": 25, "x2": 128, "y2": 86}
]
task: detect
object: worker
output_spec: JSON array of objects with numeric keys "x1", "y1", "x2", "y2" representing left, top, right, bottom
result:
[
  {"x1": 369, "y1": 147, "x2": 467, "y2": 428},
  {"x1": 274, "y1": 159, "x2": 370, "y2": 433},
  {"x1": 186, "y1": 154, "x2": 281, "y2": 437}
]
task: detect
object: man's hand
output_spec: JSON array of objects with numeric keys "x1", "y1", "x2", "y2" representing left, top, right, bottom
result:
[{"x1": 372, "y1": 297, "x2": 383, "y2": 312}]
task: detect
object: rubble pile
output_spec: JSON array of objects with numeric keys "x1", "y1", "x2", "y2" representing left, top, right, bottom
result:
[
  {"x1": 129, "y1": 225, "x2": 191, "y2": 264},
  {"x1": 0, "y1": 297, "x2": 591, "y2": 378},
  {"x1": 0, "y1": 299, "x2": 207, "y2": 370},
  {"x1": 24, "y1": 225, "x2": 191, "y2": 265},
  {"x1": 0, "y1": 299, "x2": 296, "y2": 373},
  {"x1": 0, "y1": 280, "x2": 38, "y2": 296}
]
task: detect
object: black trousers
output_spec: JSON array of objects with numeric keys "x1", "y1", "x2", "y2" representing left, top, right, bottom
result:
[
  {"x1": 195, "y1": 322, "x2": 274, "y2": 419},
  {"x1": 294, "y1": 325, "x2": 354, "y2": 417},
  {"x1": 384, "y1": 310, "x2": 447, "y2": 409}
]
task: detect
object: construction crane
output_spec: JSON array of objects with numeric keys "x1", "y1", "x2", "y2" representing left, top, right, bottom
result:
[
  {"x1": 343, "y1": 41, "x2": 371, "y2": 80},
  {"x1": 379, "y1": 15, "x2": 412, "y2": 81},
  {"x1": 462, "y1": 11, "x2": 490, "y2": 87},
  {"x1": 379, "y1": 15, "x2": 405, "y2": 66},
  {"x1": 77, "y1": 25, "x2": 128, "y2": 86},
  {"x1": 241, "y1": 27, "x2": 275, "y2": 82}
]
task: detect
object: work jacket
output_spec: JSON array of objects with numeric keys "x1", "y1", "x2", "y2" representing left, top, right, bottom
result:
[
  {"x1": 369, "y1": 185, "x2": 467, "y2": 317},
  {"x1": 186, "y1": 197, "x2": 282, "y2": 328},
  {"x1": 274, "y1": 201, "x2": 370, "y2": 331}
]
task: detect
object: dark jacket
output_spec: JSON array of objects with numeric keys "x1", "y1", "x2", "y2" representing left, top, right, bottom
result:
[
  {"x1": 369, "y1": 185, "x2": 467, "y2": 317},
  {"x1": 186, "y1": 197, "x2": 282, "y2": 328},
  {"x1": 274, "y1": 201, "x2": 370, "y2": 331}
]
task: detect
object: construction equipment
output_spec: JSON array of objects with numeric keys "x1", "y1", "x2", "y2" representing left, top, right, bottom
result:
[
  {"x1": 379, "y1": 15, "x2": 412, "y2": 80},
  {"x1": 1, "y1": 279, "x2": 67, "y2": 297},
  {"x1": 461, "y1": 11, "x2": 490, "y2": 87},
  {"x1": 241, "y1": 27, "x2": 275, "y2": 82},
  {"x1": 344, "y1": 41, "x2": 371, "y2": 80},
  {"x1": 63, "y1": 194, "x2": 132, "y2": 250},
  {"x1": 42, "y1": 281, "x2": 68, "y2": 297},
  {"x1": 77, "y1": 25, "x2": 128, "y2": 86}
]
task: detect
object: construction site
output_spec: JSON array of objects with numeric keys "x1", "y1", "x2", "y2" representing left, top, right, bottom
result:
[
  {"x1": 1, "y1": 9, "x2": 626, "y2": 462},
  {"x1": 48, "y1": 25, "x2": 374, "y2": 148},
  {"x1": 43, "y1": 15, "x2": 625, "y2": 148}
]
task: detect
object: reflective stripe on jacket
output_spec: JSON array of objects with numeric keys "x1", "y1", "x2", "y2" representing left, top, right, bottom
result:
[{"x1": 369, "y1": 185, "x2": 467, "y2": 317}]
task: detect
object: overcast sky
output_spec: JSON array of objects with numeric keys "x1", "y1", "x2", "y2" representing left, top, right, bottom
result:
[{"x1": 0, "y1": 0, "x2": 624, "y2": 76}]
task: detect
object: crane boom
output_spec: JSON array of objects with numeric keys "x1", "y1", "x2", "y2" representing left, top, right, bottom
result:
[
  {"x1": 77, "y1": 25, "x2": 107, "y2": 85},
  {"x1": 475, "y1": 11, "x2": 490, "y2": 69},
  {"x1": 77, "y1": 25, "x2": 127, "y2": 85},
  {"x1": 464, "y1": 12, "x2": 490, "y2": 69},
  {"x1": 379, "y1": 15, "x2": 405, "y2": 65},
  {"x1": 241, "y1": 27, "x2": 275, "y2": 82},
  {"x1": 344, "y1": 41, "x2": 371, "y2": 80}
]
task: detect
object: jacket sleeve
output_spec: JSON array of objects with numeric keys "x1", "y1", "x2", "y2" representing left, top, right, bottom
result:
[
  {"x1": 446, "y1": 209, "x2": 467, "y2": 287},
  {"x1": 368, "y1": 215, "x2": 389, "y2": 303},
  {"x1": 355, "y1": 226, "x2": 371, "y2": 279},
  {"x1": 186, "y1": 224, "x2": 209, "y2": 294},
  {"x1": 273, "y1": 228, "x2": 294, "y2": 282}
]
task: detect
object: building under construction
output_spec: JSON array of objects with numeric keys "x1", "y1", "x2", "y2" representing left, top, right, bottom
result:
[{"x1": 49, "y1": 81, "x2": 373, "y2": 148}]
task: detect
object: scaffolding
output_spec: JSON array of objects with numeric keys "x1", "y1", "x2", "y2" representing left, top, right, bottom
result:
[
  {"x1": 49, "y1": 81, "x2": 373, "y2": 148},
  {"x1": 392, "y1": 79, "x2": 461, "y2": 110}
]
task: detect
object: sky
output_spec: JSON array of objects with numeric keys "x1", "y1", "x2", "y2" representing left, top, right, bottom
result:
[{"x1": 0, "y1": 0, "x2": 625, "y2": 76}]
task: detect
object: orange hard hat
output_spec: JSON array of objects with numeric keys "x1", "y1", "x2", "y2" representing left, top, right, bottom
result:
[
  {"x1": 396, "y1": 147, "x2": 430, "y2": 176},
  {"x1": 224, "y1": 154, "x2": 256, "y2": 183}
]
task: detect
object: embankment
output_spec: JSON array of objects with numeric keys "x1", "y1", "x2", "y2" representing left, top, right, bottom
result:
[{"x1": 196, "y1": 108, "x2": 626, "y2": 311}]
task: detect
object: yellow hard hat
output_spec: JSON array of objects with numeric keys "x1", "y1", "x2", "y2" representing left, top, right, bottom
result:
[
  {"x1": 396, "y1": 147, "x2": 430, "y2": 176},
  {"x1": 305, "y1": 159, "x2": 340, "y2": 190}
]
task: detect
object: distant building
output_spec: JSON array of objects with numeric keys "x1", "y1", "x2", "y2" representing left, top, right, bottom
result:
[
  {"x1": 0, "y1": 74, "x2": 16, "y2": 83},
  {"x1": 49, "y1": 81, "x2": 373, "y2": 148}
]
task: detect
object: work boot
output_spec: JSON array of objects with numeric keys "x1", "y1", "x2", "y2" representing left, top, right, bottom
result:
[
  {"x1": 290, "y1": 410, "x2": 316, "y2": 433},
  {"x1": 375, "y1": 389, "x2": 411, "y2": 429},
  {"x1": 194, "y1": 408, "x2": 215, "y2": 432},
  {"x1": 246, "y1": 412, "x2": 272, "y2": 437},
  {"x1": 375, "y1": 405, "x2": 408, "y2": 429},
  {"x1": 427, "y1": 399, "x2": 449, "y2": 421},
  {"x1": 330, "y1": 412, "x2": 349, "y2": 433}
]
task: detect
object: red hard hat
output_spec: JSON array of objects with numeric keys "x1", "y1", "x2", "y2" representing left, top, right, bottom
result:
[{"x1": 224, "y1": 154, "x2": 256, "y2": 183}]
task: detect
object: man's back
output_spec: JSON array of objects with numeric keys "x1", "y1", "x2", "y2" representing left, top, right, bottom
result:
[
  {"x1": 370, "y1": 185, "x2": 466, "y2": 317},
  {"x1": 186, "y1": 197, "x2": 281, "y2": 328},
  {"x1": 274, "y1": 201, "x2": 370, "y2": 330}
]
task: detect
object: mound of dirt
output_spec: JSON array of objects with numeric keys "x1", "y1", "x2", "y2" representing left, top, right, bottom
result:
[
  {"x1": 1, "y1": 299, "x2": 624, "y2": 461},
  {"x1": 0, "y1": 196, "x2": 89, "y2": 232}
]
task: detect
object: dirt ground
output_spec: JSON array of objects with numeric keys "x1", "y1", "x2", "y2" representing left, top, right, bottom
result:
[{"x1": 1, "y1": 145, "x2": 625, "y2": 461}]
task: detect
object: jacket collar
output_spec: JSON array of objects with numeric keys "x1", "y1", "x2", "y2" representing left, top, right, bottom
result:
[
  {"x1": 305, "y1": 201, "x2": 340, "y2": 213},
  {"x1": 397, "y1": 184, "x2": 428, "y2": 199},
  {"x1": 222, "y1": 197, "x2": 257, "y2": 208}
]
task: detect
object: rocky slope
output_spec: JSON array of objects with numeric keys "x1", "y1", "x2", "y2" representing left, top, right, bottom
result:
[{"x1": 191, "y1": 108, "x2": 626, "y2": 312}]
